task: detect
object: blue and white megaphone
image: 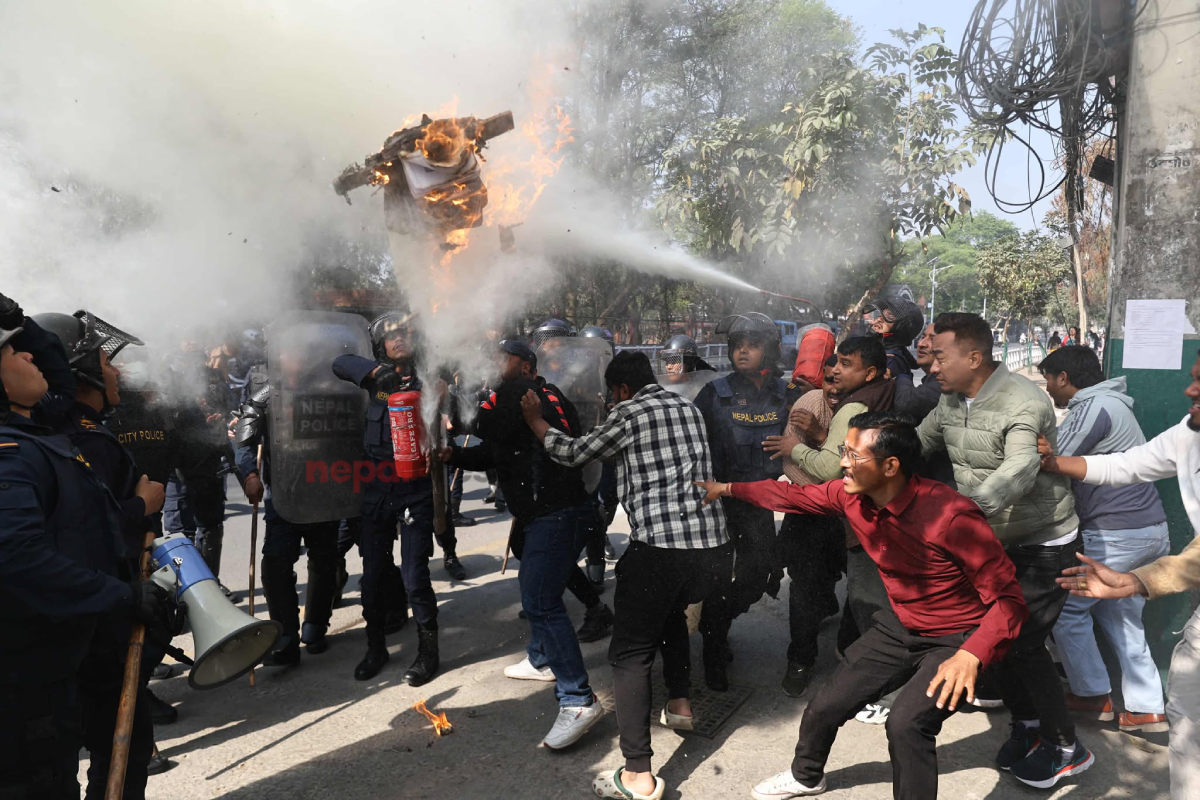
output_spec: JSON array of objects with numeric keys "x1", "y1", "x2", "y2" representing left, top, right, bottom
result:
[{"x1": 149, "y1": 533, "x2": 282, "y2": 689}]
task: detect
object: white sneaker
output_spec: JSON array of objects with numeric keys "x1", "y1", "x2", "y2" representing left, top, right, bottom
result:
[
  {"x1": 854, "y1": 703, "x2": 889, "y2": 725},
  {"x1": 751, "y1": 769, "x2": 826, "y2": 799},
  {"x1": 503, "y1": 657, "x2": 556, "y2": 682},
  {"x1": 542, "y1": 703, "x2": 604, "y2": 750}
]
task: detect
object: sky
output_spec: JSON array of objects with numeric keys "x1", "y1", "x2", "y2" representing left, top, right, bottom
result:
[{"x1": 829, "y1": 0, "x2": 1058, "y2": 230}]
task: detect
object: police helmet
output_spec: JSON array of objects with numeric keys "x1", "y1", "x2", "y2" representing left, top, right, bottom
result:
[
  {"x1": 659, "y1": 334, "x2": 699, "y2": 373},
  {"x1": 0, "y1": 325, "x2": 22, "y2": 416},
  {"x1": 579, "y1": 325, "x2": 614, "y2": 354},
  {"x1": 867, "y1": 298, "x2": 925, "y2": 347},
  {"x1": 369, "y1": 310, "x2": 417, "y2": 361},
  {"x1": 32, "y1": 310, "x2": 144, "y2": 392},
  {"x1": 531, "y1": 318, "x2": 572, "y2": 350},
  {"x1": 715, "y1": 312, "x2": 782, "y2": 374}
]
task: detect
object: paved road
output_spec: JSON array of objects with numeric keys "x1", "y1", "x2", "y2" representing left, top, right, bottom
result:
[{"x1": 89, "y1": 471, "x2": 1169, "y2": 799}]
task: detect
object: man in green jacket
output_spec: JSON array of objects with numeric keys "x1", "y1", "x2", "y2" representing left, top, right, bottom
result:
[{"x1": 918, "y1": 312, "x2": 1092, "y2": 790}]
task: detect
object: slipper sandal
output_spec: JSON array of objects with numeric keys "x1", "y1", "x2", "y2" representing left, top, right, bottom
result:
[
  {"x1": 592, "y1": 768, "x2": 666, "y2": 800},
  {"x1": 659, "y1": 707, "x2": 695, "y2": 731}
]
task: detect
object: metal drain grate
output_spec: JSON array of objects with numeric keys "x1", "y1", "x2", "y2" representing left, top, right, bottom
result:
[{"x1": 598, "y1": 682, "x2": 754, "y2": 739}]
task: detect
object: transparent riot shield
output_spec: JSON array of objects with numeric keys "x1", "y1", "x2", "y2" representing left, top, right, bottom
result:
[
  {"x1": 536, "y1": 337, "x2": 614, "y2": 434},
  {"x1": 655, "y1": 369, "x2": 721, "y2": 403},
  {"x1": 266, "y1": 311, "x2": 371, "y2": 524}
]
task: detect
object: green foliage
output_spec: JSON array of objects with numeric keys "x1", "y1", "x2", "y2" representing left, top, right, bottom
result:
[
  {"x1": 892, "y1": 211, "x2": 1020, "y2": 313},
  {"x1": 658, "y1": 25, "x2": 985, "y2": 315},
  {"x1": 975, "y1": 232, "x2": 1072, "y2": 330}
]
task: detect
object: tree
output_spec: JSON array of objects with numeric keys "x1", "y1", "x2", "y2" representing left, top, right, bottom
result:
[
  {"x1": 658, "y1": 25, "x2": 984, "y2": 333},
  {"x1": 892, "y1": 211, "x2": 1020, "y2": 317},
  {"x1": 975, "y1": 232, "x2": 1072, "y2": 341}
]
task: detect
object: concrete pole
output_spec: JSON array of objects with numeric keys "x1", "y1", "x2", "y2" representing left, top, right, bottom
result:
[{"x1": 1107, "y1": 0, "x2": 1200, "y2": 654}]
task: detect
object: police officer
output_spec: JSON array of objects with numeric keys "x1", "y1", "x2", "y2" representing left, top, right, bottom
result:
[
  {"x1": 333, "y1": 311, "x2": 440, "y2": 685},
  {"x1": 577, "y1": 326, "x2": 620, "y2": 577},
  {"x1": 234, "y1": 361, "x2": 340, "y2": 666},
  {"x1": 33, "y1": 311, "x2": 176, "y2": 797},
  {"x1": 531, "y1": 317, "x2": 572, "y2": 350},
  {"x1": 0, "y1": 297, "x2": 168, "y2": 799},
  {"x1": 162, "y1": 341, "x2": 233, "y2": 594},
  {"x1": 658, "y1": 334, "x2": 717, "y2": 375},
  {"x1": 693, "y1": 312, "x2": 802, "y2": 691},
  {"x1": 866, "y1": 297, "x2": 925, "y2": 378}
]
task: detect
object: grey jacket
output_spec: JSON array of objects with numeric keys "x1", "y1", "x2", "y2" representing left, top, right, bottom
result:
[
  {"x1": 917, "y1": 364, "x2": 1078, "y2": 546},
  {"x1": 1056, "y1": 377, "x2": 1166, "y2": 530}
]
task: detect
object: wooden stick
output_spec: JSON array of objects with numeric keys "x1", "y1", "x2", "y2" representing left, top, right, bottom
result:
[
  {"x1": 105, "y1": 528, "x2": 158, "y2": 800},
  {"x1": 248, "y1": 444, "x2": 262, "y2": 687},
  {"x1": 500, "y1": 517, "x2": 517, "y2": 575}
]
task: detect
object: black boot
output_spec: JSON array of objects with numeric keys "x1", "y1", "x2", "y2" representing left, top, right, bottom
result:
[
  {"x1": 354, "y1": 638, "x2": 389, "y2": 681},
  {"x1": 301, "y1": 622, "x2": 329, "y2": 655},
  {"x1": 263, "y1": 635, "x2": 301, "y2": 668},
  {"x1": 303, "y1": 553, "x2": 337, "y2": 654},
  {"x1": 576, "y1": 603, "x2": 614, "y2": 643},
  {"x1": 781, "y1": 661, "x2": 812, "y2": 698},
  {"x1": 261, "y1": 555, "x2": 301, "y2": 668},
  {"x1": 146, "y1": 690, "x2": 178, "y2": 725},
  {"x1": 145, "y1": 745, "x2": 177, "y2": 776},
  {"x1": 403, "y1": 627, "x2": 440, "y2": 687},
  {"x1": 443, "y1": 556, "x2": 467, "y2": 581}
]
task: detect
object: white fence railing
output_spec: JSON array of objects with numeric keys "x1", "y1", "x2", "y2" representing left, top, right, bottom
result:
[{"x1": 994, "y1": 342, "x2": 1048, "y2": 373}]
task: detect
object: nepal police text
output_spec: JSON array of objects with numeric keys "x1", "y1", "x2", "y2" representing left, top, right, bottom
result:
[
  {"x1": 305, "y1": 460, "x2": 417, "y2": 493},
  {"x1": 730, "y1": 411, "x2": 779, "y2": 424}
]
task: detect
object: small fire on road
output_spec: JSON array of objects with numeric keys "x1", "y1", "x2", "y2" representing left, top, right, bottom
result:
[{"x1": 412, "y1": 698, "x2": 454, "y2": 736}]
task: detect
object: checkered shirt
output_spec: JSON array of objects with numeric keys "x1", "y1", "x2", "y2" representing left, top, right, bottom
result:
[{"x1": 542, "y1": 384, "x2": 728, "y2": 549}]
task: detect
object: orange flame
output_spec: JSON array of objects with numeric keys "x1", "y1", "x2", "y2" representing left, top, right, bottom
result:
[{"x1": 412, "y1": 699, "x2": 453, "y2": 736}]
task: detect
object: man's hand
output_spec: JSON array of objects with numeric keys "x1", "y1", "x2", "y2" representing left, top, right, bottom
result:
[
  {"x1": 1036, "y1": 434, "x2": 1053, "y2": 458},
  {"x1": 790, "y1": 408, "x2": 825, "y2": 445},
  {"x1": 135, "y1": 474, "x2": 166, "y2": 515},
  {"x1": 437, "y1": 446, "x2": 454, "y2": 464},
  {"x1": 244, "y1": 472, "x2": 265, "y2": 505},
  {"x1": 1057, "y1": 552, "x2": 1147, "y2": 599},
  {"x1": 694, "y1": 480, "x2": 731, "y2": 505},
  {"x1": 926, "y1": 649, "x2": 981, "y2": 711},
  {"x1": 375, "y1": 369, "x2": 408, "y2": 394},
  {"x1": 520, "y1": 390, "x2": 542, "y2": 426},
  {"x1": 763, "y1": 429, "x2": 801, "y2": 462},
  {"x1": 129, "y1": 579, "x2": 170, "y2": 628}
]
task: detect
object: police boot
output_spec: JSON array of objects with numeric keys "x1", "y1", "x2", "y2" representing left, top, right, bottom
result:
[
  {"x1": 302, "y1": 554, "x2": 337, "y2": 655},
  {"x1": 261, "y1": 556, "x2": 301, "y2": 668},
  {"x1": 403, "y1": 626, "x2": 440, "y2": 687},
  {"x1": 355, "y1": 630, "x2": 390, "y2": 681}
]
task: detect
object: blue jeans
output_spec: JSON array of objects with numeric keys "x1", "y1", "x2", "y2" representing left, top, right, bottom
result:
[
  {"x1": 520, "y1": 506, "x2": 595, "y2": 707},
  {"x1": 1053, "y1": 522, "x2": 1170, "y2": 714}
]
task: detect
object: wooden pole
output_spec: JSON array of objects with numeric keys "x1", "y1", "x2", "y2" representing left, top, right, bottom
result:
[
  {"x1": 248, "y1": 444, "x2": 262, "y2": 687},
  {"x1": 105, "y1": 527, "x2": 158, "y2": 800}
]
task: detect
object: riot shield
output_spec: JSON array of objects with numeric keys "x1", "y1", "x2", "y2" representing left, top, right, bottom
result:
[
  {"x1": 536, "y1": 337, "x2": 613, "y2": 434},
  {"x1": 655, "y1": 369, "x2": 721, "y2": 403},
  {"x1": 267, "y1": 311, "x2": 371, "y2": 524}
]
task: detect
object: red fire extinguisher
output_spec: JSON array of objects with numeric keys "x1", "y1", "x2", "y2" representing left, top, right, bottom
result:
[{"x1": 388, "y1": 391, "x2": 429, "y2": 480}]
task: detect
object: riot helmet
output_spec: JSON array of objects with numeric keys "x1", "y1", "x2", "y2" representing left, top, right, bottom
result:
[
  {"x1": 0, "y1": 325, "x2": 23, "y2": 415},
  {"x1": 659, "y1": 334, "x2": 699, "y2": 375},
  {"x1": 715, "y1": 312, "x2": 781, "y2": 375},
  {"x1": 32, "y1": 310, "x2": 144, "y2": 392},
  {"x1": 531, "y1": 318, "x2": 572, "y2": 350},
  {"x1": 369, "y1": 310, "x2": 418, "y2": 363},
  {"x1": 579, "y1": 325, "x2": 614, "y2": 354},
  {"x1": 867, "y1": 298, "x2": 925, "y2": 348}
]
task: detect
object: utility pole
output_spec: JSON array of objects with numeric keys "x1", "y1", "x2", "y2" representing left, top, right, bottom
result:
[
  {"x1": 929, "y1": 261, "x2": 952, "y2": 323},
  {"x1": 1107, "y1": 0, "x2": 1200, "y2": 661}
]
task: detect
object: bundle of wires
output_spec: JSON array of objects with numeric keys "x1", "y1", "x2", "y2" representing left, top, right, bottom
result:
[{"x1": 956, "y1": 0, "x2": 1138, "y2": 214}]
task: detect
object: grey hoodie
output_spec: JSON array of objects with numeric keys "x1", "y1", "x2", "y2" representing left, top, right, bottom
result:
[{"x1": 1056, "y1": 376, "x2": 1167, "y2": 530}]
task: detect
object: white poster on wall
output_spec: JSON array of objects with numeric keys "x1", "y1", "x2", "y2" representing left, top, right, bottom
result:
[{"x1": 1122, "y1": 299, "x2": 1194, "y2": 370}]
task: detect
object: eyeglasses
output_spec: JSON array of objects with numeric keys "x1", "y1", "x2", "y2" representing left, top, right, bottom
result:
[{"x1": 837, "y1": 444, "x2": 884, "y2": 465}]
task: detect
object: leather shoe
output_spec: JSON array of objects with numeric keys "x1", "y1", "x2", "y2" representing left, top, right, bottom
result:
[
  {"x1": 263, "y1": 638, "x2": 301, "y2": 668},
  {"x1": 355, "y1": 646, "x2": 389, "y2": 681},
  {"x1": 443, "y1": 556, "x2": 467, "y2": 581},
  {"x1": 301, "y1": 622, "x2": 329, "y2": 655},
  {"x1": 145, "y1": 748, "x2": 177, "y2": 776},
  {"x1": 146, "y1": 690, "x2": 178, "y2": 725},
  {"x1": 781, "y1": 662, "x2": 812, "y2": 698}
]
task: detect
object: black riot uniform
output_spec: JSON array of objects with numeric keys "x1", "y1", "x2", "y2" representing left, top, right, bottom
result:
[
  {"x1": 332, "y1": 311, "x2": 440, "y2": 686},
  {"x1": 233, "y1": 364, "x2": 339, "y2": 665},
  {"x1": 0, "y1": 308, "x2": 166, "y2": 800},
  {"x1": 693, "y1": 313, "x2": 802, "y2": 692}
]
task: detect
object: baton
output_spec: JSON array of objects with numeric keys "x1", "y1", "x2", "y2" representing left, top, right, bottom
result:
[
  {"x1": 105, "y1": 527, "x2": 158, "y2": 800},
  {"x1": 248, "y1": 443, "x2": 262, "y2": 686}
]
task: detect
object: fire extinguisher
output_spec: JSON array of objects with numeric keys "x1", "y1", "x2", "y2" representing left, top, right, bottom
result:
[{"x1": 388, "y1": 391, "x2": 429, "y2": 480}]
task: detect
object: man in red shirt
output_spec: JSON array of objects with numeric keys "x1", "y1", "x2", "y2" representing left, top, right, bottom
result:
[{"x1": 697, "y1": 411, "x2": 1028, "y2": 800}]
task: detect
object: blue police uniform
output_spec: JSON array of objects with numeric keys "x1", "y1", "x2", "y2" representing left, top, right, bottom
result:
[
  {"x1": 694, "y1": 372, "x2": 801, "y2": 657},
  {"x1": 234, "y1": 367, "x2": 338, "y2": 656},
  {"x1": 332, "y1": 355, "x2": 438, "y2": 644}
]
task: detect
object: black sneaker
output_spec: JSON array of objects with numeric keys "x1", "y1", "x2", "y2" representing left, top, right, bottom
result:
[
  {"x1": 1010, "y1": 741, "x2": 1094, "y2": 789},
  {"x1": 443, "y1": 556, "x2": 467, "y2": 581},
  {"x1": 996, "y1": 722, "x2": 1042, "y2": 770},
  {"x1": 450, "y1": 512, "x2": 477, "y2": 528},
  {"x1": 150, "y1": 662, "x2": 175, "y2": 681},
  {"x1": 576, "y1": 603, "x2": 614, "y2": 643},
  {"x1": 146, "y1": 690, "x2": 178, "y2": 725},
  {"x1": 145, "y1": 749, "x2": 177, "y2": 776},
  {"x1": 781, "y1": 662, "x2": 812, "y2": 698}
]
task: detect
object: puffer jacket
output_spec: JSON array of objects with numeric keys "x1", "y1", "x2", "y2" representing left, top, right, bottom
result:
[{"x1": 917, "y1": 363, "x2": 1078, "y2": 546}]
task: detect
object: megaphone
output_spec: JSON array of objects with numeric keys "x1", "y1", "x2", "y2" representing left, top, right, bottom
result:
[{"x1": 149, "y1": 533, "x2": 282, "y2": 689}]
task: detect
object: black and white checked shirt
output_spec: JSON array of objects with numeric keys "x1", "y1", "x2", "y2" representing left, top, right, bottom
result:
[{"x1": 542, "y1": 384, "x2": 728, "y2": 549}]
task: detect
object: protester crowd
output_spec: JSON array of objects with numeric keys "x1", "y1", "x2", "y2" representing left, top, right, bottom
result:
[{"x1": 2, "y1": 288, "x2": 1197, "y2": 800}]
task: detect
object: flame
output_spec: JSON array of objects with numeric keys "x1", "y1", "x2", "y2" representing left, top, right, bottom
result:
[
  {"x1": 412, "y1": 699, "x2": 453, "y2": 736},
  {"x1": 415, "y1": 119, "x2": 478, "y2": 168}
]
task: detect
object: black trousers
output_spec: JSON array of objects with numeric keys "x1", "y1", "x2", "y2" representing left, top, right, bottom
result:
[
  {"x1": 80, "y1": 667, "x2": 153, "y2": 800},
  {"x1": 836, "y1": 545, "x2": 899, "y2": 657},
  {"x1": 260, "y1": 503, "x2": 340, "y2": 640},
  {"x1": 701, "y1": 499, "x2": 781, "y2": 643},
  {"x1": 359, "y1": 480, "x2": 437, "y2": 644},
  {"x1": 792, "y1": 617, "x2": 973, "y2": 799},
  {"x1": 0, "y1": 680, "x2": 84, "y2": 799},
  {"x1": 609, "y1": 541, "x2": 734, "y2": 773},
  {"x1": 993, "y1": 538, "x2": 1081, "y2": 748},
  {"x1": 780, "y1": 514, "x2": 845, "y2": 666}
]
